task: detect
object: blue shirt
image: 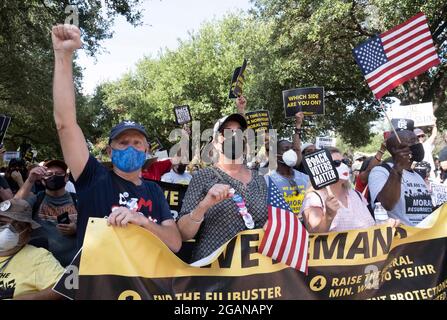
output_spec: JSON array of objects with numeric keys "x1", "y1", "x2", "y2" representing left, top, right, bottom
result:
[
  {"x1": 73, "y1": 155, "x2": 173, "y2": 247},
  {"x1": 265, "y1": 169, "x2": 310, "y2": 215}
]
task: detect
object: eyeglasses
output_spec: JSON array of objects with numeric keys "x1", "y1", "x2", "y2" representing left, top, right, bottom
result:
[
  {"x1": 0, "y1": 221, "x2": 20, "y2": 231},
  {"x1": 333, "y1": 159, "x2": 350, "y2": 167},
  {"x1": 43, "y1": 172, "x2": 66, "y2": 178}
]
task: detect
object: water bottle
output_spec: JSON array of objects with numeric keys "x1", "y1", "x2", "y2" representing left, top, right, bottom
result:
[{"x1": 374, "y1": 202, "x2": 389, "y2": 223}]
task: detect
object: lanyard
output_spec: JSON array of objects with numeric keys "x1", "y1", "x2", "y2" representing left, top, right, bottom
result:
[
  {"x1": 230, "y1": 188, "x2": 255, "y2": 229},
  {"x1": 0, "y1": 254, "x2": 16, "y2": 274}
]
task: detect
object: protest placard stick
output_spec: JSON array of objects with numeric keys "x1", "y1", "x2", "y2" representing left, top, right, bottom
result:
[
  {"x1": 379, "y1": 100, "x2": 402, "y2": 144},
  {"x1": 326, "y1": 185, "x2": 334, "y2": 197}
]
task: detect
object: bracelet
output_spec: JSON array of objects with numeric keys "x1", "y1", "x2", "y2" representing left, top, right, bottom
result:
[
  {"x1": 189, "y1": 211, "x2": 204, "y2": 224},
  {"x1": 374, "y1": 156, "x2": 381, "y2": 162},
  {"x1": 377, "y1": 150, "x2": 385, "y2": 154}
]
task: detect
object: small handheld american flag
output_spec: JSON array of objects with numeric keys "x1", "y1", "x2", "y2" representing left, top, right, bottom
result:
[
  {"x1": 353, "y1": 12, "x2": 440, "y2": 99},
  {"x1": 259, "y1": 178, "x2": 309, "y2": 273}
]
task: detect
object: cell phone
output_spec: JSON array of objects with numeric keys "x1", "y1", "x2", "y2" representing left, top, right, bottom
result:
[{"x1": 57, "y1": 212, "x2": 71, "y2": 224}]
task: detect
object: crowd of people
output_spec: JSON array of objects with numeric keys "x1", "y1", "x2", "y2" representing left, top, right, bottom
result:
[{"x1": 1, "y1": 24, "x2": 446, "y2": 300}]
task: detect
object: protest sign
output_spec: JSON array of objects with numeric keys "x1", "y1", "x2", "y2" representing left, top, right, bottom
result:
[
  {"x1": 302, "y1": 149, "x2": 339, "y2": 190},
  {"x1": 154, "y1": 150, "x2": 168, "y2": 160},
  {"x1": 54, "y1": 205, "x2": 447, "y2": 300},
  {"x1": 315, "y1": 137, "x2": 336, "y2": 149},
  {"x1": 3, "y1": 151, "x2": 20, "y2": 163},
  {"x1": 0, "y1": 115, "x2": 11, "y2": 145},
  {"x1": 390, "y1": 102, "x2": 435, "y2": 127},
  {"x1": 245, "y1": 110, "x2": 272, "y2": 131},
  {"x1": 229, "y1": 59, "x2": 247, "y2": 98},
  {"x1": 282, "y1": 87, "x2": 324, "y2": 118},
  {"x1": 174, "y1": 105, "x2": 192, "y2": 125},
  {"x1": 431, "y1": 183, "x2": 447, "y2": 208},
  {"x1": 150, "y1": 180, "x2": 188, "y2": 221},
  {"x1": 391, "y1": 118, "x2": 414, "y2": 132}
]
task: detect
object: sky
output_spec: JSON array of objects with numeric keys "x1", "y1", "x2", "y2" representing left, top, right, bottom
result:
[{"x1": 78, "y1": 0, "x2": 253, "y2": 95}]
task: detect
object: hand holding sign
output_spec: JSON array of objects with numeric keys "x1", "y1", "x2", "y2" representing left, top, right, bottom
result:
[
  {"x1": 236, "y1": 95, "x2": 247, "y2": 114},
  {"x1": 295, "y1": 112, "x2": 304, "y2": 128},
  {"x1": 325, "y1": 193, "x2": 340, "y2": 219}
]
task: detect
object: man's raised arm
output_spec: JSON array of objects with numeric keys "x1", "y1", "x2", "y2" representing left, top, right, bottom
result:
[{"x1": 52, "y1": 24, "x2": 89, "y2": 181}]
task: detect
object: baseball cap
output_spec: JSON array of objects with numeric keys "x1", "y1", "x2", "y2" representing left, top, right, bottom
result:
[
  {"x1": 213, "y1": 113, "x2": 248, "y2": 136},
  {"x1": 301, "y1": 142, "x2": 315, "y2": 152},
  {"x1": 439, "y1": 147, "x2": 447, "y2": 162},
  {"x1": 43, "y1": 159, "x2": 68, "y2": 172},
  {"x1": 0, "y1": 199, "x2": 41, "y2": 229},
  {"x1": 109, "y1": 120, "x2": 149, "y2": 144}
]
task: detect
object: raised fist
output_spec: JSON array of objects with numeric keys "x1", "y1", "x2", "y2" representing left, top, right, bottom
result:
[{"x1": 51, "y1": 24, "x2": 82, "y2": 54}]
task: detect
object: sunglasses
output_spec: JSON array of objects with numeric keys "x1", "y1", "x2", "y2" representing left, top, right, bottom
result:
[
  {"x1": 333, "y1": 159, "x2": 350, "y2": 167},
  {"x1": 417, "y1": 135, "x2": 426, "y2": 138}
]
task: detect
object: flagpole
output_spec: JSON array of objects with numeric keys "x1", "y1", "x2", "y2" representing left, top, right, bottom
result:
[{"x1": 378, "y1": 99, "x2": 402, "y2": 144}]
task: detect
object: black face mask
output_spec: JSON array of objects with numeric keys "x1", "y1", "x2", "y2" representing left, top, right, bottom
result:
[
  {"x1": 410, "y1": 143, "x2": 425, "y2": 162},
  {"x1": 44, "y1": 175, "x2": 67, "y2": 191},
  {"x1": 221, "y1": 135, "x2": 244, "y2": 160},
  {"x1": 176, "y1": 165, "x2": 187, "y2": 175}
]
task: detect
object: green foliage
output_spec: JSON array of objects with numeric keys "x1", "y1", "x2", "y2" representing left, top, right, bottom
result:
[
  {"x1": 2, "y1": 1, "x2": 446, "y2": 160},
  {"x1": 0, "y1": 0, "x2": 143, "y2": 158}
]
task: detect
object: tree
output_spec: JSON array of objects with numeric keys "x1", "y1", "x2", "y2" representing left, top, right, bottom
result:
[
  {"x1": 0, "y1": 0, "x2": 144, "y2": 158},
  {"x1": 252, "y1": 0, "x2": 447, "y2": 147},
  {"x1": 90, "y1": 14, "x2": 277, "y2": 151}
]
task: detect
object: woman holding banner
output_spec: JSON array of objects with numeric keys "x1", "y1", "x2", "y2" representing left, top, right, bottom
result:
[
  {"x1": 301, "y1": 147, "x2": 399, "y2": 233},
  {"x1": 177, "y1": 113, "x2": 268, "y2": 263}
]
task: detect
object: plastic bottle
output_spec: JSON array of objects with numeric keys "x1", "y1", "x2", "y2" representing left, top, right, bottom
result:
[{"x1": 374, "y1": 202, "x2": 389, "y2": 223}]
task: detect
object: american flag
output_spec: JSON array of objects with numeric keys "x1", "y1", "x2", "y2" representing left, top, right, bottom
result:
[
  {"x1": 258, "y1": 178, "x2": 309, "y2": 273},
  {"x1": 353, "y1": 12, "x2": 440, "y2": 99}
]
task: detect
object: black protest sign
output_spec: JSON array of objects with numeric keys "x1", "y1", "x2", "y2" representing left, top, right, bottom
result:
[
  {"x1": 229, "y1": 59, "x2": 248, "y2": 98},
  {"x1": 302, "y1": 149, "x2": 339, "y2": 190},
  {"x1": 228, "y1": 67, "x2": 241, "y2": 99},
  {"x1": 0, "y1": 115, "x2": 11, "y2": 145},
  {"x1": 245, "y1": 110, "x2": 272, "y2": 131},
  {"x1": 150, "y1": 138, "x2": 164, "y2": 152},
  {"x1": 282, "y1": 87, "x2": 324, "y2": 118},
  {"x1": 174, "y1": 105, "x2": 192, "y2": 125},
  {"x1": 151, "y1": 180, "x2": 188, "y2": 221},
  {"x1": 391, "y1": 118, "x2": 414, "y2": 132}
]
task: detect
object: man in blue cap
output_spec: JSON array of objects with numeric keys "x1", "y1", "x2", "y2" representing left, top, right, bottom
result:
[{"x1": 51, "y1": 24, "x2": 181, "y2": 252}]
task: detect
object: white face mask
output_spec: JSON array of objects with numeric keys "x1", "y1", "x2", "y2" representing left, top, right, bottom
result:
[
  {"x1": 281, "y1": 149, "x2": 298, "y2": 168},
  {"x1": 336, "y1": 163, "x2": 351, "y2": 181},
  {"x1": 0, "y1": 225, "x2": 20, "y2": 253}
]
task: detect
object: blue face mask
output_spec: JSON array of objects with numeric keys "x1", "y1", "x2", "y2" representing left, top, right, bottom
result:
[{"x1": 111, "y1": 146, "x2": 146, "y2": 173}]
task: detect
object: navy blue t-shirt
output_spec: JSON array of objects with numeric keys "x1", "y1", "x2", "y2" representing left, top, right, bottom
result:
[{"x1": 73, "y1": 155, "x2": 173, "y2": 247}]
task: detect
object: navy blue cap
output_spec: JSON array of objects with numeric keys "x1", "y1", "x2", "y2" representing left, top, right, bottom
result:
[
  {"x1": 109, "y1": 120, "x2": 149, "y2": 144},
  {"x1": 439, "y1": 147, "x2": 447, "y2": 162}
]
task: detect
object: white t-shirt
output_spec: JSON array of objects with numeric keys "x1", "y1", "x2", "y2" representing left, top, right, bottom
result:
[
  {"x1": 161, "y1": 169, "x2": 192, "y2": 185},
  {"x1": 368, "y1": 163, "x2": 433, "y2": 226}
]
